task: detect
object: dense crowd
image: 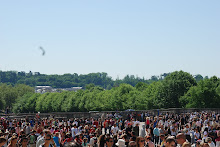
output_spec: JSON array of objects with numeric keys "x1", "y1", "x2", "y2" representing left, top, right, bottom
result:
[{"x1": 0, "y1": 111, "x2": 220, "y2": 147}]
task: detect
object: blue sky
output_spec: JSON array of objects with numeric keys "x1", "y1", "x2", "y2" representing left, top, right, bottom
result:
[{"x1": 0, "y1": 0, "x2": 219, "y2": 79}]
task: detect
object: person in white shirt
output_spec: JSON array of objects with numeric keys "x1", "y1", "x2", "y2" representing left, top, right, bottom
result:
[
  {"x1": 73, "y1": 119, "x2": 78, "y2": 127},
  {"x1": 204, "y1": 118, "x2": 209, "y2": 126},
  {"x1": 202, "y1": 128, "x2": 208, "y2": 141},
  {"x1": 184, "y1": 124, "x2": 191, "y2": 143},
  {"x1": 9, "y1": 121, "x2": 13, "y2": 128},
  {"x1": 170, "y1": 122, "x2": 176, "y2": 136},
  {"x1": 158, "y1": 117, "x2": 164, "y2": 127},
  {"x1": 67, "y1": 120, "x2": 70, "y2": 126},
  {"x1": 111, "y1": 124, "x2": 119, "y2": 135},
  {"x1": 71, "y1": 124, "x2": 78, "y2": 138},
  {"x1": 194, "y1": 128, "x2": 200, "y2": 142},
  {"x1": 37, "y1": 132, "x2": 44, "y2": 141},
  {"x1": 164, "y1": 120, "x2": 169, "y2": 128},
  {"x1": 196, "y1": 119, "x2": 201, "y2": 128},
  {"x1": 36, "y1": 132, "x2": 44, "y2": 147}
]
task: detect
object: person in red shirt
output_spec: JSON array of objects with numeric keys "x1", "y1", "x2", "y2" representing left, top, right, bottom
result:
[
  {"x1": 74, "y1": 134, "x2": 83, "y2": 145},
  {"x1": 146, "y1": 117, "x2": 150, "y2": 129},
  {"x1": 37, "y1": 125, "x2": 43, "y2": 134},
  {"x1": 93, "y1": 119, "x2": 99, "y2": 127},
  {"x1": 103, "y1": 119, "x2": 109, "y2": 134},
  {"x1": 89, "y1": 125, "x2": 96, "y2": 134},
  {"x1": 53, "y1": 127, "x2": 59, "y2": 134},
  {"x1": 2, "y1": 120, "x2": 7, "y2": 131},
  {"x1": 62, "y1": 133, "x2": 73, "y2": 146}
]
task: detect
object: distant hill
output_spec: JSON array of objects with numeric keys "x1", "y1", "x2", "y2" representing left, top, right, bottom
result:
[{"x1": 0, "y1": 70, "x2": 205, "y2": 89}]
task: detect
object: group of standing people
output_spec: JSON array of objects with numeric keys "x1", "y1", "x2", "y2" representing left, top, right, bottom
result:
[{"x1": 0, "y1": 111, "x2": 219, "y2": 147}]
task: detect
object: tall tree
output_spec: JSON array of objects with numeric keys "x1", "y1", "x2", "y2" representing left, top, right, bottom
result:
[
  {"x1": 181, "y1": 76, "x2": 220, "y2": 108},
  {"x1": 156, "y1": 71, "x2": 196, "y2": 108}
]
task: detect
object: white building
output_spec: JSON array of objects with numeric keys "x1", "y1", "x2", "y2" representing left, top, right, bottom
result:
[{"x1": 35, "y1": 86, "x2": 83, "y2": 94}]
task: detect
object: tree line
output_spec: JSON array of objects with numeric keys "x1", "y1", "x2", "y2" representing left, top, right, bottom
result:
[
  {"x1": 0, "y1": 70, "x2": 205, "y2": 89},
  {"x1": 0, "y1": 71, "x2": 219, "y2": 113}
]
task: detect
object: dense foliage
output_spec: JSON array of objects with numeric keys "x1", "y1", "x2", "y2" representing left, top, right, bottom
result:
[
  {"x1": 0, "y1": 71, "x2": 180, "y2": 89},
  {"x1": 0, "y1": 84, "x2": 34, "y2": 109},
  {"x1": 0, "y1": 71, "x2": 219, "y2": 113},
  {"x1": 180, "y1": 76, "x2": 220, "y2": 108}
]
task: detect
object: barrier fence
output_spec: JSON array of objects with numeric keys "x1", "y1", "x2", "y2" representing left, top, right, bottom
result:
[{"x1": 1, "y1": 108, "x2": 220, "y2": 120}]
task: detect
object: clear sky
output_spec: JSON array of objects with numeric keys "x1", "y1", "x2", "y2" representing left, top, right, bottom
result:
[{"x1": 0, "y1": 0, "x2": 219, "y2": 79}]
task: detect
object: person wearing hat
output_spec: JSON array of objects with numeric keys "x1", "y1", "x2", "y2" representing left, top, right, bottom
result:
[
  {"x1": 128, "y1": 141, "x2": 137, "y2": 147},
  {"x1": 116, "y1": 139, "x2": 126, "y2": 147},
  {"x1": 206, "y1": 137, "x2": 215, "y2": 147},
  {"x1": 121, "y1": 134, "x2": 129, "y2": 146},
  {"x1": 146, "y1": 117, "x2": 150, "y2": 129}
]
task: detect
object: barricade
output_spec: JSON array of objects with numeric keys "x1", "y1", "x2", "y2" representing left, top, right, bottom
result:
[{"x1": 1, "y1": 108, "x2": 220, "y2": 120}]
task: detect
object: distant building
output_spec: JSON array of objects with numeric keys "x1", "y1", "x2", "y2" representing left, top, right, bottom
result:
[
  {"x1": 35, "y1": 86, "x2": 53, "y2": 93},
  {"x1": 71, "y1": 87, "x2": 83, "y2": 91},
  {"x1": 35, "y1": 86, "x2": 83, "y2": 94}
]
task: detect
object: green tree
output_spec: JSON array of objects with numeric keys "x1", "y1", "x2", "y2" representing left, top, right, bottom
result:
[
  {"x1": 143, "y1": 81, "x2": 162, "y2": 109},
  {"x1": 15, "y1": 84, "x2": 34, "y2": 97},
  {"x1": 35, "y1": 93, "x2": 50, "y2": 112},
  {"x1": 194, "y1": 74, "x2": 203, "y2": 82},
  {"x1": 0, "y1": 84, "x2": 17, "y2": 108},
  {"x1": 156, "y1": 71, "x2": 196, "y2": 108},
  {"x1": 0, "y1": 97, "x2": 5, "y2": 110},
  {"x1": 181, "y1": 76, "x2": 220, "y2": 108},
  {"x1": 135, "y1": 82, "x2": 148, "y2": 91}
]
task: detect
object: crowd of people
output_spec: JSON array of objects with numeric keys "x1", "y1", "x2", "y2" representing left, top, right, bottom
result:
[{"x1": 0, "y1": 111, "x2": 220, "y2": 147}]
